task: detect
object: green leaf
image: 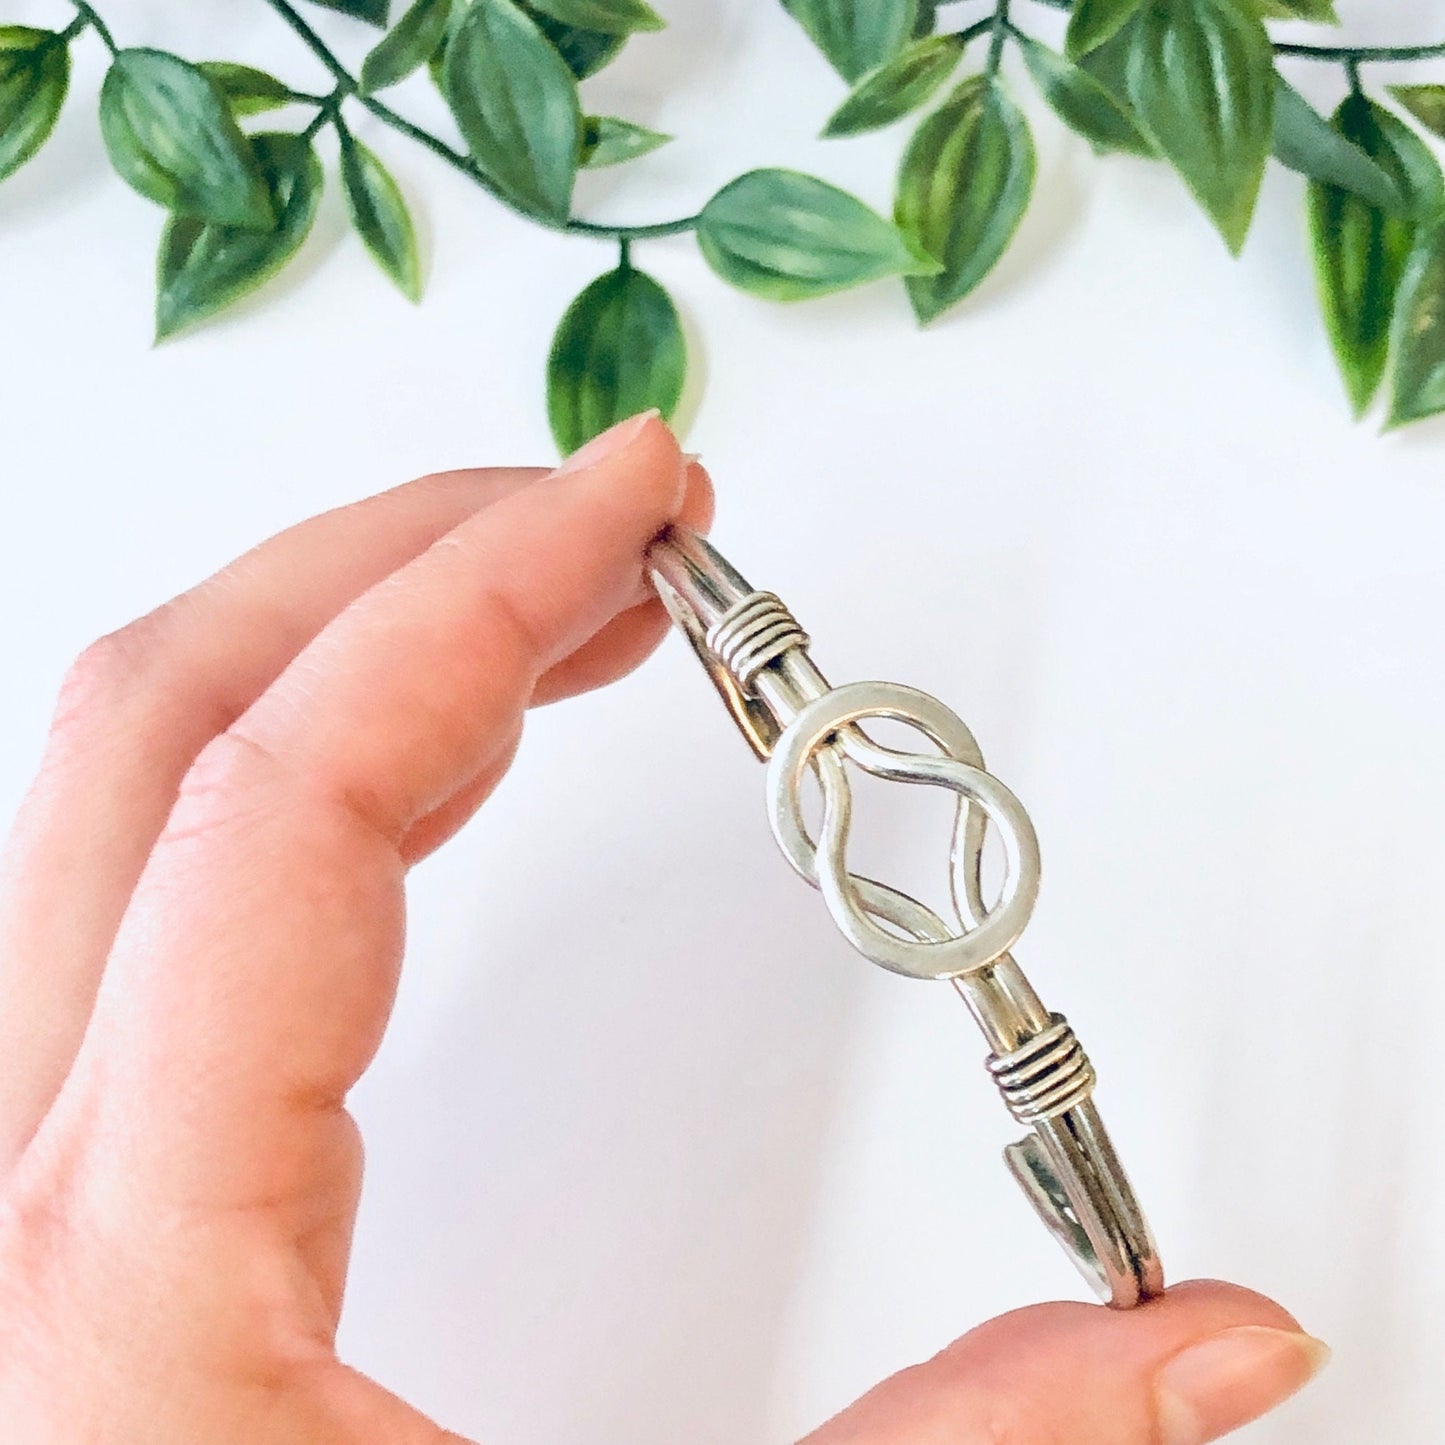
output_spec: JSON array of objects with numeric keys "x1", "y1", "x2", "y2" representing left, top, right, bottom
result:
[
  {"x1": 1066, "y1": 0, "x2": 1143, "y2": 60},
  {"x1": 1389, "y1": 84, "x2": 1445, "y2": 143},
  {"x1": 581, "y1": 115, "x2": 670, "y2": 167},
  {"x1": 427, "y1": 8, "x2": 454, "y2": 89},
  {"x1": 697, "y1": 167, "x2": 938, "y2": 302},
  {"x1": 526, "y1": 0, "x2": 662, "y2": 37},
  {"x1": 156, "y1": 132, "x2": 323, "y2": 340},
  {"x1": 1076, "y1": 17, "x2": 1136, "y2": 103},
  {"x1": 546, "y1": 264, "x2": 686, "y2": 452},
  {"x1": 821, "y1": 34, "x2": 965, "y2": 139},
  {"x1": 519, "y1": 3, "x2": 627, "y2": 77},
  {"x1": 197, "y1": 62, "x2": 293, "y2": 117},
  {"x1": 0, "y1": 27, "x2": 69, "y2": 183},
  {"x1": 100, "y1": 50, "x2": 274, "y2": 230},
  {"x1": 895, "y1": 75, "x2": 1034, "y2": 324},
  {"x1": 1016, "y1": 33, "x2": 1152, "y2": 156},
  {"x1": 361, "y1": 0, "x2": 453, "y2": 91},
  {"x1": 1125, "y1": 0, "x2": 1275, "y2": 253},
  {"x1": 1308, "y1": 95, "x2": 1444, "y2": 414},
  {"x1": 781, "y1": 0, "x2": 918, "y2": 82},
  {"x1": 1272, "y1": 76, "x2": 1401, "y2": 212},
  {"x1": 340, "y1": 132, "x2": 421, "y2": 300},
  {"x1": 1388, "y1": 222, "x2": 1445, "y2": 427},
  {"x1": 445, "y1": 0, "x2": 581, "y2": 222},
  {"x1": 1252, "y1": 0, "x2": 1337, "y2": 21},
  {"x1": 1362, "y1": 104, "x2": 1445, "y2": 221},
  {"x1": 305, "y1": 0, "x2": 390, "y2": 25},
  {"x1": 912, "y1": 0, "x2": 937, "y2": 38}
]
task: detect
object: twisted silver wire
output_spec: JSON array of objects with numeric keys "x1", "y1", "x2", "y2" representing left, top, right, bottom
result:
[
  {"x1": 987, "y1": 1017, "x2": 1097, "y2": 1124},
  {"x1": 706, "y1": 592, "x2": 810, "y2": 691}
]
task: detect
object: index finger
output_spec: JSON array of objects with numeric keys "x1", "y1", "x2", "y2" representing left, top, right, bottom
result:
[{"x1": 44, "y1": 412, "x2": 695, "y2": 1213}]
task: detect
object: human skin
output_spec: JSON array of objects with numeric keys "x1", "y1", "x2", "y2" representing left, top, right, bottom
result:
[{"x1": 0, "y1": 412, "x2": 1326, "y2": 1443}]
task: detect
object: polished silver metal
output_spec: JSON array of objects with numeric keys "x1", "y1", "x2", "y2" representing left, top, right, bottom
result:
[{"x1": 648, "y1": 525, "x2": 1164, "y2": 1309}]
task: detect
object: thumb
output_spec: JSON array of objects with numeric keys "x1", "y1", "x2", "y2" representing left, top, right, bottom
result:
[
  {"x1": 801, "y1": 1280, "x2": 1328, "y2": 1445},
  {"x1": 310, "y1": 1364, "x2": 479, "y2": 1445}
]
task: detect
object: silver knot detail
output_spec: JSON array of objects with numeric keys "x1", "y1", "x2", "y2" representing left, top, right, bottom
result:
[{"x1": 766, "y1": 680, "x2": 1043, "y2": 982}]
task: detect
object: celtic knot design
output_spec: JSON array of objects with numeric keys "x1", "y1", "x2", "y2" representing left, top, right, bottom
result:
[{"x1": 765, "y1": 677, "x2": 1041, "y2": 984}]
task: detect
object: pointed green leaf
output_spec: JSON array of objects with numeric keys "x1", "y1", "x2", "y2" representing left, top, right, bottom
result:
[
  {"x1": 1077, "y1": 16, "x2": 1136, "y2": 103},
  {"x1": 361, "y1": 0, "x2": 453, "y2": 91},
  {"x1": 156, "y1": 132, "x2": 323, "y2": 340},
  {"x1": 197, "y1": 62, "x2": 294, "y2": 117},
  {"x1": 1016, "y1": 33, "x2": 1152, "y2": 155},
  {"x1": 0, "y1": 27, "x2": 69, "y2": 183},
  {"x1": 1308, "y1": 95, "x2": 1444, "y2": 415},
  {"x1": 1066, "y1": 0, "x2": 1142, "y2": 60},
  {"x1": 519, "y1": 2, "x2": 626, "y2": 76},
  {"x1": 1389, "y1": 84, "x2": 1445, "y2": 143},
  {"x1": 1125, "y1": 0, "x2": 1274, "y2": 252},
  {"x1": 1388, "y1": 222, "x2": 1445, "y2": 427},
  {"x1": 821, "y1": 34, "x2": 965, "y2": 139},
  {"x1": 580, "y1": 115, "x2": 670, "y2": 167},
  {"x1": 781, "y1": 0, "x2": 918, "y2": 82},
  {"x1": 340, "y1": 133, "x2": 421, "y2": 300},
  {"x1": 445, "y1": 0, "x2": 580, "y2": 222},
  {"x1": 1272, "y1": 75, "x2": 1402, "y2": 212},
  {"x1": 427, "y1": 6, "x2": 454, "y2": 89},
  {"x1": 101, "y1": 50, "x2": 274, "y2": 229},
  {"x1": 1252, "y1": 0, "x2": 1337, "y2": 21},
  {"x1": 895, "y1": 75, "x2": 1034, "y2": 324},
  {"x1": 1073, "y1": 17, "x2": 1163, "y2": 167},
  {"x1": 305, "y1": 0, "x2": 389, "y2": 25},
  {"x1": 697, "y1": 167, "x2": 938, "y2": 301},
  {"x1": 526, "y1": 0, "x2": 662, "y2": 36},
  {"x1": 1365, "y1": 104, "x2": 1445, "y2": 219},
  {"x1": 547, "y1": 264, "x2": 686, "y2": 452}
]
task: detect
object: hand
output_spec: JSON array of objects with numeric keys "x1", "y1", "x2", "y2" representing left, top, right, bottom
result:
[{"x1": 0, "y1": 413, "x2": 1326, "y2": 1444}]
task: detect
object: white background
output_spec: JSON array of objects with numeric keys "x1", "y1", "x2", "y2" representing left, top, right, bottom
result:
[{"x1": 3, "y1": 1, "x2": 1444, "y2": 1440}]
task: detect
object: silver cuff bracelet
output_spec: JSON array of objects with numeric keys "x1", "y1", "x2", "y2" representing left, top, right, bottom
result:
[{"x1": 647, "y1": 525, "x2": 1164, "y2": 1310}]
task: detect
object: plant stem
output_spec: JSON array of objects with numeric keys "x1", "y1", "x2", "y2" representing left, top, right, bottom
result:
[
  {"x1": 568, "y1": 214, "x2": 701, "y2": 239},
  {"x1": 953, "y1": 17, "x2": 996, "y2": 50},
  {"x1": 263, "y1": 0, "x2": 356, "y2": 92},
  {"x1": 302, "y1": 91, "x2": 341, "y2": 142},
  {"x1": 69, "y1": 1, "x2": 117, "y2": 55},
  {"x1": 987, "y1": 0, "x2": 1011, "y2": 74},
  {"x1": 1275, "y1": 40, "x2": 1445, "y2": 63},
  {"x1": 358, "y1": 93, "x2": 497, "y2": 191},
  {"x1": 260, "y1": 0, "x2": 698, "y2": 243}
]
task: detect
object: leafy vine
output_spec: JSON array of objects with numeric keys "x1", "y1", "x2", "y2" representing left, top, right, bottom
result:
[{"x1": 3, "y1": 0, "x2": 1445, "y2": 446}]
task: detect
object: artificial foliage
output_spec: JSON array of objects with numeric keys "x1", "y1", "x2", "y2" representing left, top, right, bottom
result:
[{"x1": 4, "y1": 0, "x2": 1445, "y2": 444}]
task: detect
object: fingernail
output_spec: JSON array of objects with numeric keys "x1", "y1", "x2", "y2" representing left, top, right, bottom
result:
[
  {"x1": 553, "y1": 410, "x2": 660, "y2": 476},
  {"x1": 1155, "y1": 1327, "x2": 1331, "y2": 1445}
]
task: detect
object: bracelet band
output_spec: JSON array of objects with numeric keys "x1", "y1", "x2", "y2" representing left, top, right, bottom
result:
[{"x1": 648, "y1": 525, "x2": 1164, "y2": 1309}]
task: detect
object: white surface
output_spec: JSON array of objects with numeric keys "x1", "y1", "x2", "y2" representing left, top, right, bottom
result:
[{"x1": 3, "y1": 1, "x2": 1444, "y2": 1441}]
